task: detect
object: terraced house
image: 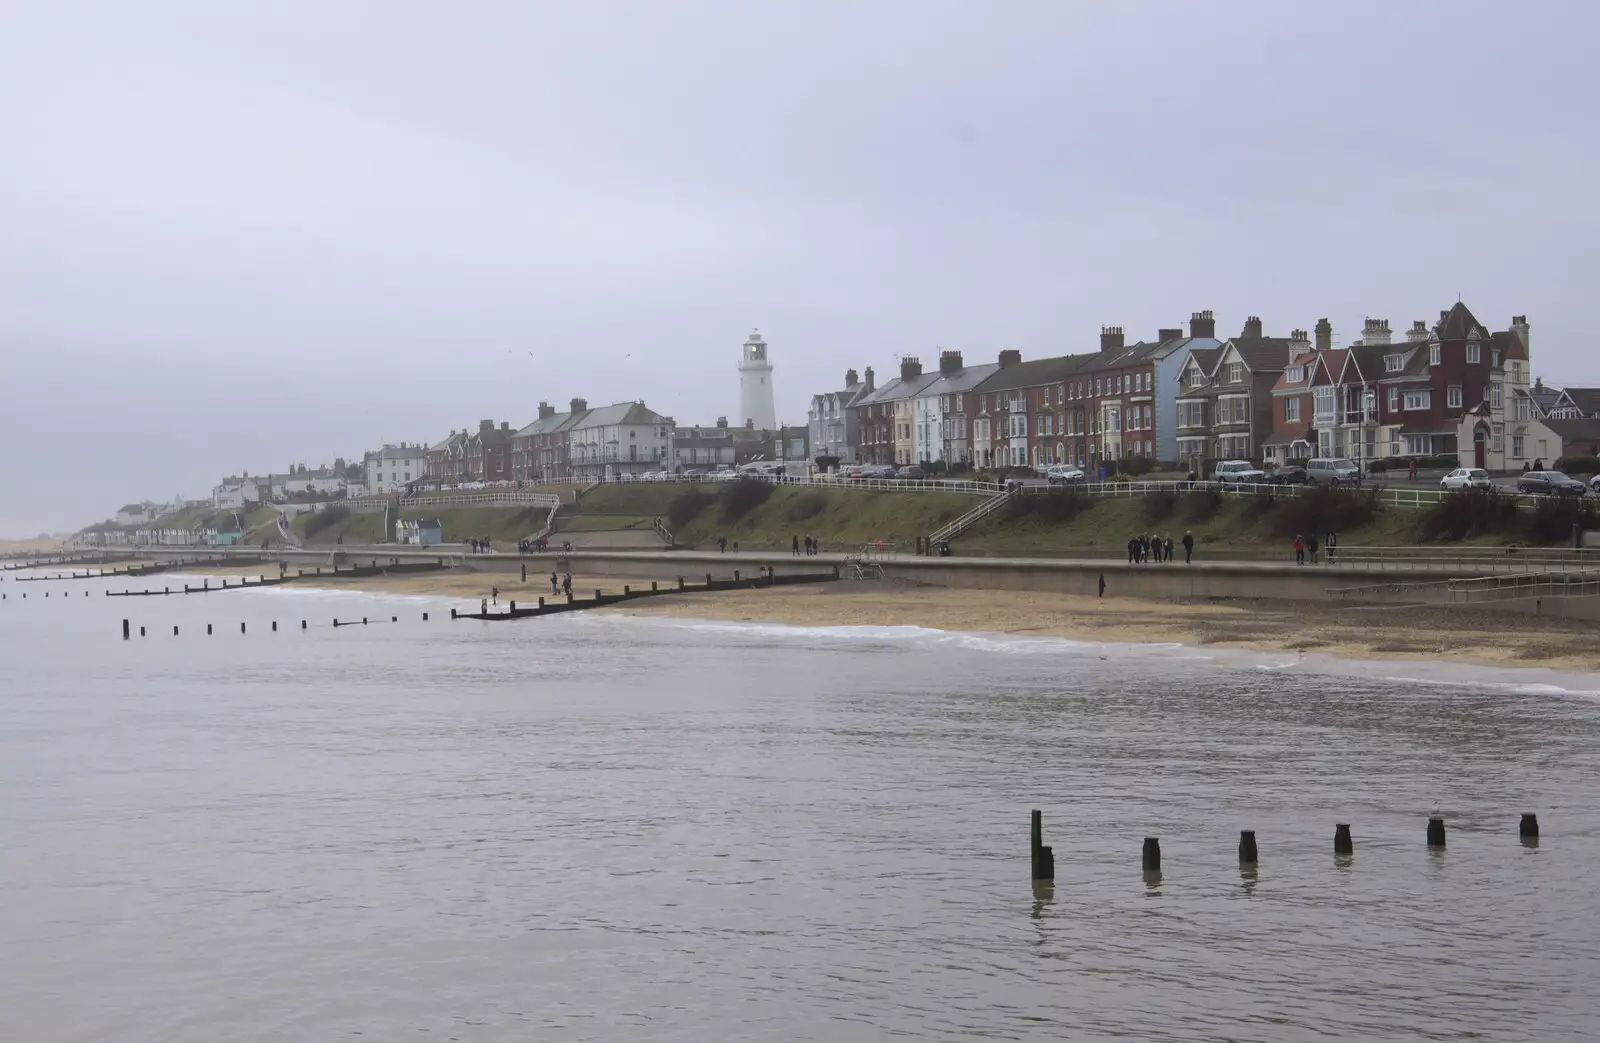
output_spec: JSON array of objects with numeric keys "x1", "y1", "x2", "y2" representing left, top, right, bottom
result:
[
  {"x1": 913, "y1": 351, "x2": 998, "y2": 467},
  {"x1": 1172, "y1": 316, "x2": 1294, "y2": 468},
  {"x1": 852, "y1": 358, "x2": 940, "y2": 466}
]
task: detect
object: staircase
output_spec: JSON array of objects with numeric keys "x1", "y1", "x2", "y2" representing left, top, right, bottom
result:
[
  {"x1": 926, "y1": 489, "x2": 1013, "y2": 545},
  {"x1": 524, "y1": 494, "x2": 564, "y2": 544}
]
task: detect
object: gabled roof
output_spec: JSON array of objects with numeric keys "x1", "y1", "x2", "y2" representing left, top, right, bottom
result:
[
  {"x1": 972, "y1": 354, "x2": 1095, "y2": 395},
  {"x1": 1563, "y1": 388, "x2": 1600, "y2": 416},
  {"x1": 854, "y1": 370, "x2": 942, "y2": 406},
  {"x1": 1344, "y1": 344, "x2": 1389, "y2": 385},
  {"x1": 429, "y1": 431, "x2": 468, "y2": 452},
  {"x1": 1179, "y1": 346, "x2": 1222, "y2": 378},
  {"x1": 1544, "y1": 417, "x2": 1600, "y2": 445},
  {"x1": 517, "y1": 411, "x2": 575, "y2": 438},
  {"x1": 1218, "y1": 336, "x2": 1294, "y2": 373}
]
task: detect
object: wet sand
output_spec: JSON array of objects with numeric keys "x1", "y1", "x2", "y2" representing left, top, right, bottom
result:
[{"x1": 244, "y1": 566, "x2": 1600, "y2": 673}]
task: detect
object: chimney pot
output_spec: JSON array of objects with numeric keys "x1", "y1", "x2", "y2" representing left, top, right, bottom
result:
[
  {"x1": 863, "y1": 366, "x2": 876, "y2": 391},
  {"x1": 997, "y1": 349, "x2": 1021, "y2": 369},
  {"x1": 900, "y1": 356, "x2": 923, "y2": 381},
  {"x1": 939, "y1": 350, "x2": 963, "y2": 374},
  {"x1": 846, "y1": 367, "x2": 858, "y2": 386},
  {"x1": 1242, "y1": 316, "x2": 1263, "y2": 338},
  {"x1": 1099, "y1": 326, "x2": 1125, "y2": 353},
  {"x1": 570, "y1": 397, "x2": 588, "y2": 414},
  {"x1": 1188, "y1": 310, "x2": 1217, "y2": 339},
  {"x1": 1314, "y1": 318, "x2": 1333, "y2": 353}
]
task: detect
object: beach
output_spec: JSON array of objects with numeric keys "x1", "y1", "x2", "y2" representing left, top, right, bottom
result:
[{"x1": 192, "y1": 564, "x2": 1600, "y2": 672}]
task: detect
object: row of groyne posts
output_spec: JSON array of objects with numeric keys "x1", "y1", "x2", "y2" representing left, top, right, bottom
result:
[
  {"x1": 121, "y1": 613, "x2": 432, "y2": 638},
  {"x1": 454, "y1": 566, "x2": 839, "y2": 621},
  {"x1": 1030, "y1": 809, "x2": 1543, "y2": 881}
]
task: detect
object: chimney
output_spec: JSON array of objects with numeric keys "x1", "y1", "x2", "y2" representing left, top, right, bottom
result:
[
  {"x1": 997, "y1": 349, "x2": 1021, "y2": 369},
  {"x1": 479, "y1": 419, "x2": 494, "y2": 434},
  {"x1": 1288, "y1": 329, "x2": 1311, "y2": 361},
  {"x1": 1407, "y1": 320, "x2": 1428, "y2": 343},
  {"x1": 1158, "y1": 328, "x2": 1183, "y2": 343},
  {"x1": 863, "y1": 366, "x2": 875, "y2": 392},
  {"x1": 900, "y1": 356, "x2": 923, "y2": 381},
  {"x1": 716, "y1": 416, "x2": 728, "y2": 429},
  {"x1": 939, "y1": 350, "x2": 963, "y2": 375},
  {"x1": 1099, "y1": 325, "x2": 1124, "y2": 353},
  {"x1": 1314, "y1": 318, "x2": 1332, "y2": 352},
  {"x1": 1361, "y1": 317, "x2": 1392, "y2": 346},
  {"x1": 501, "y1": 421, "x2": 510, "y2": 433},
  {"x1": 1512, "y1": 314, "x2": 1530, "y2": 353},
  {"x1": 845, "y1": 368, "x2": 859, "y2": 387},
  {"x1": 538, "y1": 401, "x2": 555, "y2": 420},
  {"x1": 1189, "y1": 310, "x2": 1216, "y2": 339},
  {"x1": 1241, "y1": 316, "x2": 1263, "y2": 339},
  {"x1": 570, "y1": 397, "x2": 588, "y2": 414}
]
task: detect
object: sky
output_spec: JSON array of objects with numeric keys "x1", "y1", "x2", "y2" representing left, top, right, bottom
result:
[{"x1": 1, "y1": 0, "x2": 1596, "y2": 535}]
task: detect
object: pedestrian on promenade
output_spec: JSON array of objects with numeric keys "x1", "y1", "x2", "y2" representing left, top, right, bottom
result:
[
  {"x1": 550, "y1": 572, "x2": 558, "y2": 594},
  {"x1": 1139, "y1": 533, "x2": 1150, "y2": 563},
  {"x1": 1127, "y1": 536, "x2": 1138, "y2": 564},
  {"x1": 1408, "y1": 459, "x2": 1418, "y2": 481},
  {"x1": 1098, "y1": 573, "x2": 1106, "y2": 598},
  {"x1": 733, "y1": 541, "x2": 740, "y2": 553},
  {"x1": 1293, "y1": 534, "x2": 1306, "y2": 565},
  {"x1": 1164, "y1": 535, "x2": 1174, "y2": 562},
  {"x1": 562, "y1": 572, "x2": 572, "y2": 596},
  {"x1": 1182, "y1": 530, "x2": 1194, "y2": 564},
  {"x1": 1306, "y1": 532, "x2": 1319, "y2": 564},
  {"x1": 1326, "y1": 531, "x2": 1338, "y2": 563},
  {"x1": 491, "y1": 586, "x2": 499, "y2": 605},
  {"x1": 793, "y1": 534, "x2": 800, "y2": 556},
  {"x1": 718, "y1": 537, "x2": 727, "y2": 553},
  {"x1": 480, "y1": 598, "x2": 487, "y2": 614}
]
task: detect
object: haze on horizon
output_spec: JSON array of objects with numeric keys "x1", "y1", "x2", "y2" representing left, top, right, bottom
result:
[{"x1": 1, "y1": 0, "x2": 1595, "y2": 537}]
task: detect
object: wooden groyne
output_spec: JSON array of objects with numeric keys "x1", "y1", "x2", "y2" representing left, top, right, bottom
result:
[
  {"x1": 453, "y1": 567, "x2": 838, "y2": 621},
  {"x1": 3, "y1": 553, "x2": 138, "y2": 571},
  {"x1": 104, "y1": 559, "x2": 452, "y2": 596},
  {"x1": 16, "y1": 557, "x2": 265, "y2": 582}
]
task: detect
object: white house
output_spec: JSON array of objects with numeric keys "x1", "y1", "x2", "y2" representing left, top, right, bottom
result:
[
  {"x1": 212, "y1": 476, "x2": 263, "y2": 508},
  {"x1": 567, "y1": 401, "x2": 675, "y2": 479},
  {"x1": 365, "y1": 443, "x2": 427, "y2": 494},
  {"x1": 114, "y1": 502, "x2": 158, "y2": 526}
]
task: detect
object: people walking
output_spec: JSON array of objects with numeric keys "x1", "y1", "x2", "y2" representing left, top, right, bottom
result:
[
  {"x1": 792, "y1": 534, "x2": 800, "y2": 556},
  {"x1": 550, "y1": 572, "x2": 558, "y2": 595},
  {"x1": 1408, "y1": 458, "x2": 1418, "y2": 481},
  {"x1": 718, "y1": 537, "x2": 727, "y2": 553},
  {"x1": 491, "y1": 585, "x2": 499, "y2": 604},
  {"x1": 1182, "y1": 530, "x2": 1194, "y2": 564},
  {"x1": 562, "y1": 572, "x2": 572, "y2": 596},
  {"x1": 1326, "y1": 531, "x2": 1338, "y2": 563},
  {"x1": 1164, "y1": 535, "x2": 1174, "y2": 562},
  {"x1": 1127, "y1": 536, "x2": 1138, "y2": 564},
  {"x1": 480, "y1": 598, "x2": 487, "y2": 614},
  {"x1": 1293, "y1": 534, "x2": 1306, "y2": 565},
  {"x1": 1306, "y1": 532, "x2": 1319, "y2": 565}
]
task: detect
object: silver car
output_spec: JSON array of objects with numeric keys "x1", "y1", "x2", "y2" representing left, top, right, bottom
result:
[
  {"x1": 1440, "y1": 467, "x2": 1492, "y2": 490},
  {"x1": 1306, "y1": 457, "x2": 1362, "y2": 486}
]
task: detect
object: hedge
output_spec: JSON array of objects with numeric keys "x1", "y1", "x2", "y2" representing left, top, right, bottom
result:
[
  {"x1": 1554, "y1": 455, "x2": 1600, "y2": 476},
  {"x1": 1367, "y1": 455, "x2": 1459, "y2": 473}
]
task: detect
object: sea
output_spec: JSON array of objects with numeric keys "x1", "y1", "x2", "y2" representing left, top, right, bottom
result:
[{"x1": 3, "y1": 567, "x2": 1600, "y2": 1042}]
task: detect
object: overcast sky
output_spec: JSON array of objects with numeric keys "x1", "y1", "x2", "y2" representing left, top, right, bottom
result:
[{"x1": 1, "y1": 1, "x2": 1595, "y2": 534}]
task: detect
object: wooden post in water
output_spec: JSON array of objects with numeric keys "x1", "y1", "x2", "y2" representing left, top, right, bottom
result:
[
  {"x1": 1520, "y1": 813, "x2": 1539, "y2": 840},
  {"x1": 240, "y1": 622, "x2": 246, "y2": 634},
  {"x1": 301, "y1": 619, "x2": 307, "y2": 629},
  {"x1": 207, "y1": 624, "x2": 213, "y2": 635},
  {"x1": 1142, "y1": 837, "x2": 1161, "y2": 872},
  {"x1": 1334, "y1": 823, "x2": 1353, "y2": 855},
  {"x1": 521, "y1": 564, "x2": 527, "y2": 583},
  {"x1": 509, "y1": 602, "x2": 516, "y2": 612},
  {"x1": 139, "y1": 626, "x2": 145, "y2": 637},
  {"x1": 422, "y1": 613, "x2": 429, "y2": 621},
  {"x1": 271, "y1": 621, "x2": 277, "y2": 631},
  {"x1": 652, "y1": 581, "x2": 658, "y2": 591},
  {"x1": 734, "y1": 570, "x2": 740, "y2": 582},
  {"x1": 122, "y1": 618, "x2": 130, "y2": 640},
  {"x1": 174, "y1": 625, "x2": 179, "y2": 636},
  {"x1": 451, "y1": 609, "x2": 457, "y2": 619},
  {"x1": 1030, "y1": 810, "x2": 1054, "y2": 880},
  {"x1": 538, "y1": 598, "x2": 544, "y2": 609},
  {"x1": 705, "y1": 573, "x2": 712, "y2": 587},
  {"x1": 1427, "y1": 817, "x2": 1446, "y2": 848},
  {"x1": 1238, "y1": 830, "x2": 1258, "y2": 865},
  {"x1": 390, "y1": 616, "x2": 397, "y2": 622},
  {"x1": 623, "y1": 585, "x2": 630, "y2": 595}
]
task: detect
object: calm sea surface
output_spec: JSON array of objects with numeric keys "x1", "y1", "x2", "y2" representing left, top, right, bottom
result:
[{"x1": 4, "y1": 569, "x2": 1600, "y2": 1041}]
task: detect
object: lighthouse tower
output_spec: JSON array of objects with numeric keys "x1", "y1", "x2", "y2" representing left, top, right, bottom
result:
[{"x1": 737, "y1": 328, "x2": 777, "y2": 430}]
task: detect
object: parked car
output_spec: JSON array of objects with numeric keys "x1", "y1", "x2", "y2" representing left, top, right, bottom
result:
[
  {"x1": 1265, "y1": 465, "x2": 1308, "y2": 485},
  {"x1": 1591, "y1": 474, "x2": 1600, "y2": 495},
  {"x1": 1517, "y1": 470, "x2": 1588, "y2": 496},
  {"x1": 1440, "y1": 467, "x2": 1492, "y2": 491},
  {"x1": 1305, "y1": 457, "x2": 1362, "y2": 486},
  {"x1": 1212, "y1": 460, "x2": 1266, "y2": 485},
  {"x1": 1046, "y1": 465, "x2": 1086, "y2": 485},
  {"x1": 896, "y1": 466, "x2": 929, "y2": 481},
  {"x1": 709, "y1": 468, "x2": 739, "y2": 481}
]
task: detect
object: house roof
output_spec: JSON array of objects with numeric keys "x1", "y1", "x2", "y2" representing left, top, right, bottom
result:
[
  {"x1": 1180, "y1": 346, "x2": 1222, "y2": 377},
  {"x1": 429, "y1": 431, "x2": 468, "y2": 452},
  {"x1": 117, "y1": 503, "x2": 144, "y2": 514},
  {"x1": 853, "y1": 369, "x2": 943, "y2": 406},
  {"x1": 569, "y1": 401, "x2": 670, "y2": 429},
  {"x1": 1435, "y1": 301, "x2": 1487, "y2": 342},
  {"x1": 1543, "y1": 417, "x2": 1600, "y2": 445},
  {"x1": 971, "y1": 354, "x2": 1095, "y2": 395},
  {"x1": 1221, "y1": 336, "x2": 1294, "y2": 373},
  {"x1": 918, "y1": 362, "x2": 1001, "y2": 397},
  {"x1": 1563, "y1": 388, "x2": 1600, "y2": 416}
]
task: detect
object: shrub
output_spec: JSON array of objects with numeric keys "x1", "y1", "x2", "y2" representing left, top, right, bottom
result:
[
  {"x1": 1118, "y1": 457, "x2": 1157, "y2": 477},
  {"x1": 1007, "y1": 489, "x2": 1091, "y2": 525},
  {"x1": 814, "y1": 455, "x2": 841, "y2": 472},
  {"x1": 1142, "y1": 489, "x2": 1178, "y2": 524},
  {"x1": 667, "y1": 488, "x2": 717, "y2": 530},
  {"x1": 1519, "y1": 497, "x2": 1599, "y2": 545},
  {"x1": 718, "y1": 477, "x2": 774, "y2": 522},
  {"x1": 1182, "y1": 487, "x2": 1224, "y2": 523},
  {"x1": 1418, "y1": 488, "x2": 1519, "y2": 542},
  {"x1": 786, "y1": 491, "x2": 828, "y2": 522},
  {"x1": 1269, "y1": 485, "x2": 1379, "y2": 538},
  {"x1": 303, "y1": 506, "x2": 348, "y2": 539},
  {"x1": 1555, "y1": 455, "x2": 1600, "y2": 476}
]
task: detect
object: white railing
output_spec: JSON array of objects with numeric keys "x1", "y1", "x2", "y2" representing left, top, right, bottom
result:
[
  {"x1": 653, "y1": 516, "x2": 674, "y2": 546},
  {"x1": 596, "y1": 472, "x2": 1008, "y2": 496},
  {"x1": 928, "y1": 490, "x2": 1014, "y2": 543},
  {"x1": 1447, "y1": 570, "x2": 1600, "y2": 603},
  {"x1": 525, "y1": 494, "x2": 563, "y2": 543}
]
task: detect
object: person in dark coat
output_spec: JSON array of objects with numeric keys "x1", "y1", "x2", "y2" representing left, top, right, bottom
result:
[
  {"x1": 1293, "y1": 534, "x2": 1306, "y2": 565},
  {"x1": 1182, "y1": 530, "x2": 1194, "y2": 564},
  {"x1": 793, "y1": 534, "x2": 800, "y2": 556},
  {"x1": 1306, "y1": 532, "x2": 1319, "y2": 564},
  {"x1": 1127, "y1": 537, "x2": 1138, "y2": 564},
  {"x1": 1164, "y1": 535, "x2": 1175, "y2": 562}
]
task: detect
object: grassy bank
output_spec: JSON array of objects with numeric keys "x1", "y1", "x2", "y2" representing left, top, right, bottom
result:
[{"x1": 292, "y1": 505, "x2": 548, "y2": 546}]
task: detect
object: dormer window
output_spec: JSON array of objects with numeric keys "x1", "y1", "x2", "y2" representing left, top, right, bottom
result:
[
  {"x1": 1429, "y1": 344, "x2": 1441, "y2": 366},
  {"x1": 1384, "y1": 355, "x2": 1403, "y2": 373},
  {"x1": 1286, "y1": 365, "x2": 1305, "y2": 383},
  {"x1": 1467, "y1": 341, "x2": 1481, "y2": 363}
]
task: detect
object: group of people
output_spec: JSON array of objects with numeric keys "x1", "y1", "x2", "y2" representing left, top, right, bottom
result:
[
  {"x1": 1291, "y1": 531, "x2": 1338, "y2": 565},
  {"x1": 467, "y1": 536, "x2": 493, "y2": 554},
  {"x1": 548, "y1": 571, "x2": 573, "y2": 596},
  {"x1": 716, "y1": 537, "x2": 739, "y2": 553},
  {"x1": 517, "y1": 536, "x2": 550, "y2": 553},
  {"x1": 791, "y1": 534, "x2": 822, "y2": 556},
  {"x1": 1127, "y1": 530, "x2": 1195, "y2": 564}
]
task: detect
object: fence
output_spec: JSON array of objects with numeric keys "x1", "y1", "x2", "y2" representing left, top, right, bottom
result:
[{"x1": 1446, "y1": 570, "x2": 1600, "y2": 604}]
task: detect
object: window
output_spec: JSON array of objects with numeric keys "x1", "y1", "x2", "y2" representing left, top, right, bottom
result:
[
  {"x1": 1227, "y1": 363, "x2": 1243, "y2": 384},
  {"x1": 1492, "y1": 347, "x2": 1501, "y2": 368},
  {"x1": 1385, "y1": 355, "x2": 1403, "y2": 373},
  {"x1": 1491, "y1": 384, "x2": 1502, "y2": 410},
  {"x1": 1404, "y1": 390, "x2": 1431, "y2": 410},
  {"x1": 1429, "y1": 343, "x2": 1441, "y2": 366},
  {"x1": 1314, "y1": 386, "x2": 1337, "y2": 421},
  {"x1": 1512, "y1": 434, "x2": 1525, "y2": 458},
  {"x1": 955, "y1": 394, "x2": 963, "y2": 412},
  {"x1": 1467, "y1": 341, "x2": 1481, "y2": 363},
  {"x1": 1287, "y1": 365, "x2": 1305, "y2": 383},
  {"x1": 1387, "y1": 387, "x2": 1398, "y2": 413},
  {"x1": 1095, "y1": 379, "x2": 1102, "y2": 396},
  {"x1": 1284, "y1": 398, "x2": 1301, "y2": 422},
  {"x1": 1448, "y1": 386, "x2": 1462, "y2": 408},
  {"x1": 1492, "y1": 427, "x2": 1503, "y2": 452},
  {"x1": 1511, "y1": 361, "x2": 1522, "y2": 383}
]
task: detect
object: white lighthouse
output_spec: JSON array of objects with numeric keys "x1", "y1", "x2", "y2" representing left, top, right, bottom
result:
[{"x1": 737, "y1": 328, "x2": 777, "y2": 430}]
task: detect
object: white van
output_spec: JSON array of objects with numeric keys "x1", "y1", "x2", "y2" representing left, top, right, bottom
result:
[{"x1": 1305, "y1": 458, "x2": 1362, "y2": 486}]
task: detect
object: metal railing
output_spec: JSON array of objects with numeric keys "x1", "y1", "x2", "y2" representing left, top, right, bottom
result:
[
  {"x1": 928, "y1": 490, "x2": 1014, "y2": 543},
  {"x1": 652, "y1": 516, "x2": 675, "y2": 546},
  {"x1": 1447, "y1": 570, "x2": 1600, "y2": 603}
]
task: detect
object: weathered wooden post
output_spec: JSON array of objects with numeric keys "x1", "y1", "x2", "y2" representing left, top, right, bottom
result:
[
  {"x1": 677, "y1": 577, "x2": 684, "y2": 589},
  {"x1": 538, "y1": 597, "x2": 544, "y2": 609},
  {"x1": 451, "y1": 608, "x2": 457, "y2": 619},
  {"x1": 301, "y1": 619, "x2": 307, "y2": 629},
  {"x1": 173, "y1": 625, "x2": 179, "y2": 636},
  {"x1": 1142, "y1": 837, "x2": 1161, "y2": 872},
  {"x1": 1427, "y1": 817, "x2": 1446, "y2": 848},
  {"x1": 1520, "y1": 813, "x2": 1539, "y2": 841},
  {"x1": 422, "y1": 612, "x2": 429, "y2": 621},
  {"x1": 390, "y1": 615, "x2": 397, "y2": 622},
  {"x1": 651, "y1": 581, "x2": 658, "y2": 591},
  {"x1": 1030, "y1": 810, "x2": 1054, "y2": 880},
  {"x1": 1238, "y1": 830, "x2": 1258, "y2": 865},
  {"x1": 240, "y1": 622, "x2": 246, "y2": 634},
  {"x1": 734, "y1": 570, "x2": 740, "y2": 582},
  {"x1": 521, "y1": 564, "x2": 527, "y2": 583},
  {"x1": 139, "y1": 626, "x2": 146, "y2": 637},
  {"x1": 623, "y1": 585, "x2": 630, "y2": 595},
  {"x1": 206, "y1": 623, "x2": 213, "y2": 635},
  {"x1": 705, "y1": 573, "x2": 712, "y2": 587},
  {"x1": 122, "y1": 618, "x2": 130, "y2": 640},
  {"x1": 1334, "y1": 823, "x2": 1353, "y2": 855},
  {"x1": 271, "y1": 621, "x2": 277, "y2": 631},
  {"x1": 509, "y1": 601, "x2": 516, "y2": 612}
]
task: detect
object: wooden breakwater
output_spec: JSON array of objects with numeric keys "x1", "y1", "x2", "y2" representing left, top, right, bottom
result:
[
  {"x1": 453, "y1": 567, "x2": 839, "y2": 621},
  {"x1": 104, "y1": 559, "x2": 452, "y2": 596},
  {"x1": 3, "y1": 553, "x2": 139, "y2": 571},
  {"x1": 17, "y1": 557, "x2": 266, "y2": 582}
]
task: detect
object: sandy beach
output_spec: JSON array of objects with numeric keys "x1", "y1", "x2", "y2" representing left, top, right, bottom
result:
[{"x1": 183, "y1": 563, "x2": 1600, "y2": 673}]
